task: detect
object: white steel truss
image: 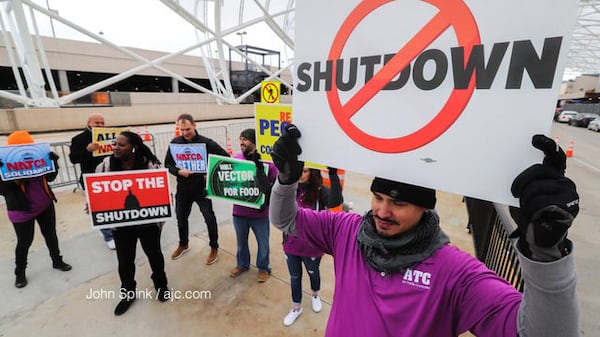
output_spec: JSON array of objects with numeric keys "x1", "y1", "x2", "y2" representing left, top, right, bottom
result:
[
  {"x1": 0, "y1": 0, "x2": 295, "y2": 107},
  {"x1": 1, "y1": 0, "x2": 600, "y2": 108}
]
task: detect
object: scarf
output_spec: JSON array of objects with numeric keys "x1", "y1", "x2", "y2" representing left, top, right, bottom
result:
[{"x1": 356, "y1": 210, "x2": 450, "y2": 274}]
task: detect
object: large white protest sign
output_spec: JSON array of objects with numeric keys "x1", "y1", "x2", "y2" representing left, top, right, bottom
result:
[{"x1": 293, "y1": 0, "x2": 579, "y2": 205}]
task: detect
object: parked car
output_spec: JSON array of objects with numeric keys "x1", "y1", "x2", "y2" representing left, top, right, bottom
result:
[
  {"x1": 588, "y1": 118, "x2": 600, "y2": 132},
  {"x1": 556, "y1": 110, "x2": 578, "y2": 123},
  {"x1": 553, "y1": 107, "x2": 563, "y2": 121},
  {"x1": 569, "y1": 113, "x2": 599, "y2": 127}
]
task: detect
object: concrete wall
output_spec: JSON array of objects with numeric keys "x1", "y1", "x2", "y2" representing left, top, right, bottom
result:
[{"x1": 0, "y1": 93, "x2": 293, "y2": 134}]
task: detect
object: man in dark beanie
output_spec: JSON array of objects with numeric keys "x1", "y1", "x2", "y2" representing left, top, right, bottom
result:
[
  {"x1": 229, "y1": 128, "x2": 278, "y2": 282},
  {"x1": 239, "y1": 128, "x2": 256, "y2": 148},
  {"x1": 268, "y1": 124, "x2": 579, "y2": 337}
]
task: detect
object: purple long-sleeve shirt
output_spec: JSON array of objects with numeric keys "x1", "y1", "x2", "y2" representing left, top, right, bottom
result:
[
  {"x1": 231, "y1": 152, "x2": 277, "y2": 218},
  {"x1": 293, "y1": 207, "x2": 521, "y2": 336},
  {"x1": 270, "y1": 181, "x2": 579, "y2": 337}
]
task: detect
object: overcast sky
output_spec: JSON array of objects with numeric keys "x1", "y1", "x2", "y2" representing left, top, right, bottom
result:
[
  {"x1": 16, "y1": 0, "x2": 580, "y2": 81},
  {"x1": 28, "y1": 0, "x2": 293, "y2": 62}
]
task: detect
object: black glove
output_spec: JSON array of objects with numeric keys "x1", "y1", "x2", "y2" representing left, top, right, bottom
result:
[
  {"x1": 328, "y1": 167, "x2": 338, "y2": 176},
  {"x1": 271, "y1": 124, "x2": 304, "y2": 185},
  {"x1": 510, "y1": 135, "x2": 579, "y2": 261},
  {"x1": 49, "y1": 151, "x2": 59, "y2": 161}
]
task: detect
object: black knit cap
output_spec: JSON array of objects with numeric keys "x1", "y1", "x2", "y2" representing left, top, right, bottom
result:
[
  {"x1": 240, "y1": 128, "x2": 256, "y2": 144},
  {"x1": 370, "y1": 177, "x2": 436, "y2": 209}
]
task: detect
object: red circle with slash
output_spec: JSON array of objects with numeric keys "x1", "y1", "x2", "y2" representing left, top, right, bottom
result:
[
  {"x1": 327, "y1": 0, "x2": 481, "y2": 153},
  {"x1": 262, "y1": 82, "x2": 280, "y2": 103}
]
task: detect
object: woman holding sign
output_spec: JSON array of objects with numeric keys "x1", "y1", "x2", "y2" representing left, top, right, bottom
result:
[
  {"x1": 0, "y1": 131, "x2": 72, "y2": 289},
  {"x1": 96, "y1": 131, "x2": 169, "y2": 316},
  {"x1": 283, "y1": 167, "x2": 343, "y2": 326}
]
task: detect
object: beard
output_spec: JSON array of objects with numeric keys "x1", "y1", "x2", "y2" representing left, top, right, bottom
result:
[
  {"x1": 373, "y1": 214, "x2": 400, "y2": 226},
  {"x1": 242, "y1": 146, "x2": 255, "y2": 157}
]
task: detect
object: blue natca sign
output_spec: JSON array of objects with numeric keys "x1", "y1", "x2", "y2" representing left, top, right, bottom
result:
[
  {"x1": 169, "y1": 143, "x2": 208, "y2": 173},
  {"x1": 0, "y1": 143, "x2": 56, "y2": 181}
]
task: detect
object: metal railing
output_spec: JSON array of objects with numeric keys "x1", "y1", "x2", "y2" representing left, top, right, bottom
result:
[
  {"x1": 466, "y1": 197, "x2": 524, "y2": 292},
  {"x1": 47, "y1": 121, "x2": 255, "y2": 188},
  {"x1": 48, "y1": 141, "x2": 81, "y2": 188}
]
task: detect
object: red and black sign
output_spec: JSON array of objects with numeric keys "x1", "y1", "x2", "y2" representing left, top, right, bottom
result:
[{"x1": 83, "y1": 169, "x2": 172, "y2": 229}]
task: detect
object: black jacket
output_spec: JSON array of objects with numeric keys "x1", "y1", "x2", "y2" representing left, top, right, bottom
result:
[
  {"x1": 69, "y1": 128, "x2": 105, "y2": 187},
  {"x1": 0, "y1": 158, "x2": 59, "y2": 211},
  {"x1": 164, "y1": 132, "x2": 229, "y2": 194}
]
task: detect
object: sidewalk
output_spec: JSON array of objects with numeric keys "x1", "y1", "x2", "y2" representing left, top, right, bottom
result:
[{"x1": 0, "y1": 170, "x2": 472, "y2": 337}]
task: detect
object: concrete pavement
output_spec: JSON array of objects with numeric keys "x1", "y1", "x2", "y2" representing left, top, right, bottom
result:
[{"x1": 0, "y1": 169, "x2": 474, "y2": 337}]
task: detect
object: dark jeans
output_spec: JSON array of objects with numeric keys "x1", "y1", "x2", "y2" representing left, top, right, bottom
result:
[
  {"x1": 175, "y1": 190, "x2": 219, "y2": 248},
  {"x1": 285, "y1": 253, "x2": 321, "y2": 304},
  {"x1": 12, "y1": 204, "x2": 62, "y2": 272},
  {"x1": 112, "y1": 224, "x2": 168, "y2": 292},
  {"x1": 233, "y1": 216, "x2": 270, "y2": 272}
]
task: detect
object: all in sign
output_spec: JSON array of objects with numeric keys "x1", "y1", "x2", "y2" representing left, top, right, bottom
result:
[{"x1": 293, "y1": 0, "x2": 578, "y2": 206}]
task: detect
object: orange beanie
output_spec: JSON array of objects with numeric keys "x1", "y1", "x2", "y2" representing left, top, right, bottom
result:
[{"x1": 7, "y1": 130, "x2": 34, "y2": 145}]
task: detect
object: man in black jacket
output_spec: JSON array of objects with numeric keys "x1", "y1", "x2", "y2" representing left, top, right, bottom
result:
[
  {"x1": 164, "y1": 113, "x2": 229, "y2": 264},
  {"x1": 68, "y1": 113, "x2": 115, "y2": 250}
]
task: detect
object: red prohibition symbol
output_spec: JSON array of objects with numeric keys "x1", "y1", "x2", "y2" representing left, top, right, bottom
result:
[
  {"x1": 327, "y1": 0, "x2": 481, "y2": 153},
  {"x1": 262, "y1": 83, "x2": 280, "y2": 103}
]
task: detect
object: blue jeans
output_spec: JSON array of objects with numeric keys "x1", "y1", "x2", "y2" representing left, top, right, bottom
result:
[
  {"x1": 101, "y1": 228, "x2": 113, "y2": 242},
  {"x1": 232, "y1": 216, "x2": 270, "y2": 272},
  {"x1": 285, "y1": 253, "x2": 321, "y2": 304}
]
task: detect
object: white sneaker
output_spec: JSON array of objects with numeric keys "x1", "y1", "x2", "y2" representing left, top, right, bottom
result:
[
  {"x1": 106, "y1": 239, "x2": 116, "y2": 250},
  {"x1": 283, "y1": 308, "x2": 302, "y2": 326},
  {"x1": 311, "y1": 295, "x2": 322, "y2": 313}
]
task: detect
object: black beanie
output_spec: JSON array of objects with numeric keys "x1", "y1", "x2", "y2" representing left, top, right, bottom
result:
[
  {"x1": 370, "y1": 177, "x2": 436, "y2": 209},
  {"x1": 240, "y1": 128, "x2": 256, "y2": 144}
]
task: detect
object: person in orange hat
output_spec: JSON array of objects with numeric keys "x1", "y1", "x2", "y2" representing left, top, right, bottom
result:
[{"x1": 0, "y1": 130, "x2": 72, "y2": 288}]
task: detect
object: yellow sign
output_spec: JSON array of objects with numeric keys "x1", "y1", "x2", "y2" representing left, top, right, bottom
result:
[
  {"x1": 254, "y1": 103, "x2": 325, "y2": 169},
  {"x1": 260, "y1": 81, "x2": 280, "y2": 104},
  {"x1": 92, "y1": 127, "x2": 130, "y2": 157},
  {"x1": 255, "y1": 104, "x2": 290, "y2": 162}
]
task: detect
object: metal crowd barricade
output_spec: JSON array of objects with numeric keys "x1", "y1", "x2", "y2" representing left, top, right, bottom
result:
[
  {"x1": 226, "y1": 121, "x2": 255, "y2": 150},
  {"x1": 47, "y1": 141, "x2": 80, "y2": 188},
  {"x1": 466, "y1": 197, "x2": 524, "y2": 292},
  {"x1": 45, "y1": 122, "x2": 255, "y2": 189}
]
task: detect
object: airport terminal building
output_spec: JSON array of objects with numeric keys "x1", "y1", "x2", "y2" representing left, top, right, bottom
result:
[{"x1": 0, "y1": 36, "x2": 292, "y2": 133}]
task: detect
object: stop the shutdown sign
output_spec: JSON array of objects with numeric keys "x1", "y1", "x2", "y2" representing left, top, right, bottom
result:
[{"x1": 293, "y1": 0, "x2": 579, "y2": 205}]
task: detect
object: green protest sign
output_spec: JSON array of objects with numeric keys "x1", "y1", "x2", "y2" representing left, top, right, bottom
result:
[{"x1": 206, "y1": 155, "x2": 268, "y2": 209}]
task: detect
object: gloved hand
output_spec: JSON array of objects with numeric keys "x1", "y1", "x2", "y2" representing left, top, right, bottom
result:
[
  {"x1": 328, "y1": 167, "x2": 338, "y2": 176},
  {"x1": 510, "y1": 135, "x2": 579, "y2": 261},
  {"x1": 49, "y1": 151, "x2": 59, "y2": 161},
  {"x1": 271, "y1": 124, "x2": 304, "y2": 185}
]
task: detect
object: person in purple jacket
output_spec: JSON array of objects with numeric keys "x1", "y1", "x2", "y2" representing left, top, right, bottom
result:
[
  {"x1": 230, "y1": 128, "x2": 278, "y2": 282},
  {"x1": 0, "y1": 131, "x2": 72, "y2": 289},
  {"x1": 269, "y1": 124, "x2": 580, "y2": 337},
  {"x1": 283, "y1": 167, "x2": 343, "y2": 326}
]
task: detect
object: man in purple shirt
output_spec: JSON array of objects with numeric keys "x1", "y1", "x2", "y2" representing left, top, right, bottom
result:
[
  {"x1": 230, "y1": 128, "x2": 278, "y2": 282},
  {"x1": 269, "y1": 124, "x2": 580, "y2": 337}
]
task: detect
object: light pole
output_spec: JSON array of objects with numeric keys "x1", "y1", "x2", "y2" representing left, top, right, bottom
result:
[{"x1": 236, "y1": 31, "x2": 247, "y2": 46}]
